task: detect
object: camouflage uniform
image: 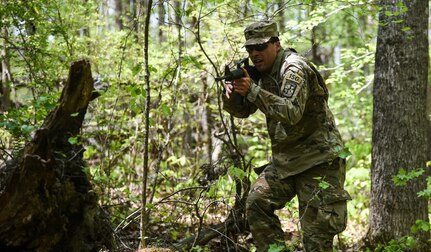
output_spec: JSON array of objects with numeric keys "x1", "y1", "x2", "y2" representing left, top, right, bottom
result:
[{"x1": 223, "y1": 21, "x2": 351, "y2": 251}]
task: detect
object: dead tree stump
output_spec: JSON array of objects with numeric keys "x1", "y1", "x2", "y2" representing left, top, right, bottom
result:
[{"x1": 0, "y1": 60, "x2": 112, "y2": 251}]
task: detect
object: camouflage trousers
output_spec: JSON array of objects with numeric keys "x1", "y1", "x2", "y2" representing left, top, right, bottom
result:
[{"x1": 246, "y1": 158, "x2": 351, "y2": 252}]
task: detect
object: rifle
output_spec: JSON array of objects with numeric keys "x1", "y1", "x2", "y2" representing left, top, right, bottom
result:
[{"x1": 215, "y1": 58, "x2": 259, "y2": 82}]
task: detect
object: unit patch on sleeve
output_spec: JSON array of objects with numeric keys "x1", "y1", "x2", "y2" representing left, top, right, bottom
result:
[
  {"x1": 282, "y1": 83, "x2": 297, "y2": 98},
  {"x1": 285, "y1": 71, "x2": 304, "y2": 84},
  {"x1": 281, "y1": 70, "x2": 304, "y2": 98}
]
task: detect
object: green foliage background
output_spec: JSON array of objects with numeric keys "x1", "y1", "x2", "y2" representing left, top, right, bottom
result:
[{"x1": 0, "y1": 0, "x2": 429, "y2": 250}]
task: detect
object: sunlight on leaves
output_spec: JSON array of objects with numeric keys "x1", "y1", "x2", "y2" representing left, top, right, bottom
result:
[{"x1": 393, "y1": 168, "x2": 425, "y2": 186}]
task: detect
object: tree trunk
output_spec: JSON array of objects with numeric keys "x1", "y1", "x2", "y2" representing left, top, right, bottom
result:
[
  {"x1": 309, "y1": 0, "x2": 329, "y2": 67},
  {"x1": 201, "y1": 76, "x2": 213, "y2": 164},
  {"x1": 0, "y1": 60, "x2": 112, "y2": 251},
  {"x1": 158, "y1": 0, "x2": 165, "y2": 42},
  {"x1": 140, "y1": 0, "x2": 153, "y2": 248},
  {"x1": 1, "y1": 25, "x2": 12, "y2": 111},
  {"x1": 174, "y1": 0, "x2": 182, "y2": 49},
  {"x1": 277, "y1": 0, "x2": 285, "y2": 33},
  {"x1": 131, "y1": 0, "x2": 140, "y2": 42},
  {"x1": 81, "y1": 0, "x2": 91, "y2": 37},
  {"x1": 115, "y1": 0, "x2": 124, "y2": 30},
  {"x1": 428, "y1": 82, "x2": 431, "y2": 164},
  {"x1": 368, "y1": 0, "x2": 429, "y2": 251},
  {"x1": 242, "y1": 0, "x2": 249, "y2": 19}
]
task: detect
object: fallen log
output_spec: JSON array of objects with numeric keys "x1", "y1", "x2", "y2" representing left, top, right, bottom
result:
[{"x1": 0, "y1": 60, "x2": 112, "y2": 251}]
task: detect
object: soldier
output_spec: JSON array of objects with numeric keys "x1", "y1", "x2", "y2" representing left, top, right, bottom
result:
[{"x1": 222, "y1": 20, "x2": 351, "y2": 251}]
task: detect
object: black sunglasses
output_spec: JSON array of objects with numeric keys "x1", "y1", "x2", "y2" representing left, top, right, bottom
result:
[{"x1": 245, "y1": 42, "x2": 269, "y2": 53}]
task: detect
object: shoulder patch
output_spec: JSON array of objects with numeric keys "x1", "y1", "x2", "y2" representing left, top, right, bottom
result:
[
  {"x1": 281, "y1": 68, "x2": 305, "y2": 99},
  {"x1": 285, "y1": 70, "x2": 304, "y2": 85},
  {"x1": 286, "y1": 65, "x2": 302, "y2": 73},
  {"x1": 282, "y1": 82, "x2": 298, "y2": 98}
]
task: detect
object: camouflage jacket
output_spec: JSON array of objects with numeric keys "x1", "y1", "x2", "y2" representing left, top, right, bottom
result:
[{"x1": 223, "y1": 48, "x2": 344, "y2": 179}]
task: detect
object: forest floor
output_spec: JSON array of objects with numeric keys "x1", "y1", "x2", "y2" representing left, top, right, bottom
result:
[{"x1": 113, "y1": 203, "x2": 367, "y2": 252}]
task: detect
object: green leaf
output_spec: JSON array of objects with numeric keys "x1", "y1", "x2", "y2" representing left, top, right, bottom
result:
[
  {"x1": 393, "y1": 168, "x2": 425, "y2": 186},
  {"x1": 70, "y1": 112, "x2": 79, "y2": 117},
  {"x1": 171, "y1": 230, "x2": 179, "y2": 241},
  {"x1": 206, "y1": 186, "x2": 216, "y2": 197},
  {"x1": 228, "y1": 167, "x2": 246, "y2": 180},
  {"x1": 417, "y1": 177, "x2": 431, "y2": 198},
  {"x1": 319, "y1": 180, "x2": 331, "y2": 189},
  {"x1": 149, "y1": 64, "x2": 158, "y2": 73},
  {"x1": 145, "y1": 203, "x2": 154, "y2": 210},
  {"x1": 21, "y1": 124, "x2": 36, "y2": 134},
  {"x1": 405, "y1": 236, "x2": 417, "y2": 248},
  {"x1": 415, "y1": 220, "x2": 430, "y2": 232},
  {"x1": 313, "y1": 176, "x2": 330, "y2": 189},
  {"x1": 268, "y1": 244, "x2": 285, "y2": 252},
  {"x1": 132, "y1": 63, "x2": 142, "y2": 76},
  {"x1": 161, "y1": 103, "x2": 171, "y2": 116},
  {"x1": 182, "y1": 55, "x2": 202, "y2": 69},
  {"x1": 128, "y1": 85, "x2": 142, "y2": 97},
  {"x1": 68, "y1": 136, "x2": 79, "y2": 145},
  {"x1": 149, "y1": 117, "x2": 156, "y2": 126},
  {"x1": 338, "y1": 147, "x2": 352, "y2": 159}
]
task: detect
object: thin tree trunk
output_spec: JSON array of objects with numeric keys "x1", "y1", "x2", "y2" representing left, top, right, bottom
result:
[
  {"x1": 201, "y1": 76, "x2": 213, "y2": 164},
  {"x1": 174, "y1": 0, "x2": 182, "y2": 50},
  {"x1": 311, "y1": 26, "x2": 319, "y2": 63},
  {"x1": 124, "y1": 0, "x2": 132, "y2": 27},
  {"x1": 81, "y1": 0, "x2": 91, "y2": 36},
  {"x1": 139, "y1": 0, "x2": 153, "y2": 249},
  {"x1": 309, "y1": 0, "x2": 328, "y2": 66},
  {"x1": 115, "y1": 0, "x2": 124, "y2": 30},
  {"x1": 132, "y1": 0, "x2": 140, "y2": 42},
  {"x1": 158, "y1": 0, "x2": 165, "y2": 42},
  {"x1": 243, "y1": 0, "x2": 249, "y2": 19},
  {"x1": 368, "y1": 0, "x2": 429, "y2": 250},
  {"x1": 428, "y1": 83, "x2": 431, "y2": 164},
  {"x1": 1, "y1": 25, "x2": 12, "y2": 111},
  {"x1": 277, "y1": 0, "x2": 285, "y2": 33}
]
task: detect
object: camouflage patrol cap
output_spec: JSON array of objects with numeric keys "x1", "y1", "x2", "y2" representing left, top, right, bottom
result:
[{"x1": 244, "y1": 20, "x2": 279, "y2": 46}]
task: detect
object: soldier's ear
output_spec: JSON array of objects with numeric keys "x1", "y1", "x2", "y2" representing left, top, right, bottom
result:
[{"x1": 275, "y1": 41, "x2": 281, "y2": 50}]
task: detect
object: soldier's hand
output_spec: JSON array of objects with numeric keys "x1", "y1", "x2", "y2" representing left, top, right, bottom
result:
[
  {"x1": 224, "y1": 82, "x2": 234, "y2": 99},
  {"x1": 233, "y1": 68, "x2": 252, "y2": 96}
]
